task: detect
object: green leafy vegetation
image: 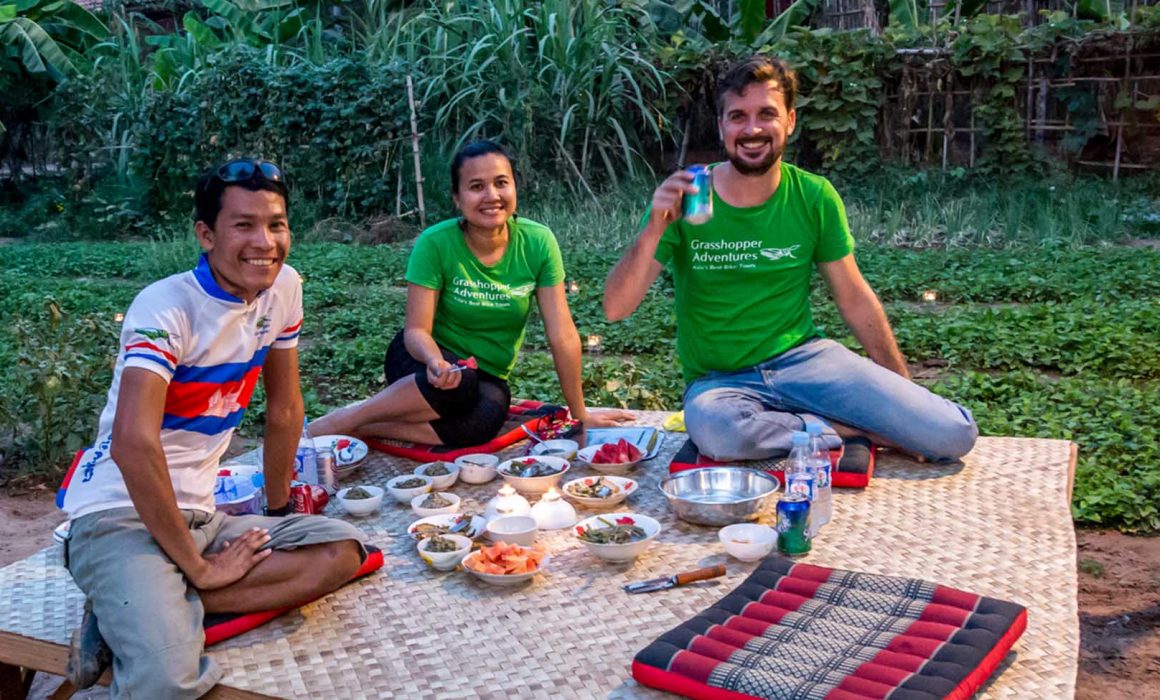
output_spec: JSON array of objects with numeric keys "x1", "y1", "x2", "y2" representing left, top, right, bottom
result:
[
  {"x1": 2, "y1": 0, "x2": 1159, "y2": 541},
  {"x1": 2, "y1": 183, "x2": 1158, "y2": 531}
]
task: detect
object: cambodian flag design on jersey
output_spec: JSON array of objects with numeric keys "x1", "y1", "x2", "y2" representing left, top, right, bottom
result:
[{"x1": 60, "y1": 256, "x2": 304, "y2": 519}]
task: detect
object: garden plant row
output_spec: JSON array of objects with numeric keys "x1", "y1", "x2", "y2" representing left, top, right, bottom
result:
[{"x1": 1, "y1": 240, "x2": 1157, "y2": 531}]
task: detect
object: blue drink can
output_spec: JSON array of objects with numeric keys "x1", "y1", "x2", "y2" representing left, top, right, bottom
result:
[
  {"x1": 682, "y1": 164, "x2": 713, "y2": 224},
  {"x1": 776, "y1": 493, "x2": 812, "y2": 556}
]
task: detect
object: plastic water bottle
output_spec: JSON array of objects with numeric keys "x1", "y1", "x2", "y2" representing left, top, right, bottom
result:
[
  {"x1": 251, "y1": 472, "x2": 267, "y2": 512},
  {"x1": 806, "y1": 423, "x2": 833, "y2": 535},
  {"x1": 785, "y1": 431, "x2": 816, "y2": 502},
  {"x1": 295, "y1": 418, "x2": 319, "y2": 485}
]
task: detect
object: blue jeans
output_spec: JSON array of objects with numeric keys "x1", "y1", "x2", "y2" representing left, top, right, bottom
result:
[{"x1": 684, "y1": 338, "x2": 978, "y2": 462}]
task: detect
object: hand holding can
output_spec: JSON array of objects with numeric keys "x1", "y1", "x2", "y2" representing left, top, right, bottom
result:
[{"x1": 650, "y1": 170, "x2": 698, "y2": 226}]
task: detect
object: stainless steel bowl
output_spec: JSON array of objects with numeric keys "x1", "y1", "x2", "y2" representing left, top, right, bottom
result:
[{"x1": 659, "y1": 467, "x2": 780, "y2": 526}]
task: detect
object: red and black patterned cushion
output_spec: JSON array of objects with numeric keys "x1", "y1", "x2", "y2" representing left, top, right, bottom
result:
[
  {"x1": 669, "y1": 440, "x2": 875, "y2": 489},
  {"x1": 365, "y1": 400, "x2": 568, "y2": 461},
  {"x1": 633, "y1": 556, "x2": 1027, "y2": 700}
]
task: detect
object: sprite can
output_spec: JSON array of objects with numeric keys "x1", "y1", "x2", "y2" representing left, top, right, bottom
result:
[
  {"x1": 776, "y1": 493, "x2": 812, "y2": 556},
  {"x1": 682, "y1": 164, "x2": 713, "y2": 224}
]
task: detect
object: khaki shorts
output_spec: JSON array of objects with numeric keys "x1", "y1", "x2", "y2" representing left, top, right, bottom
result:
[{"x1": 65, "y1": 507, "x2": 366, "y2": 699}]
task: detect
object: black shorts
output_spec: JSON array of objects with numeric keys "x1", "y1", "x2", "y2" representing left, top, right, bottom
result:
[{"x1": 383, "y1": 330, "x2": 511, "y2": 446}]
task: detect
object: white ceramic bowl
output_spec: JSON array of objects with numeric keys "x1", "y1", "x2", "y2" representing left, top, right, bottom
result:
[
  {"x1": 408, "y1": 513, "x2": 487, "y2": 540},
  {"x1": 462, "y1": 549, "x2": 549, "y2": 586},
  {"x1": 575, "y1": 512, "x2": 661, "y2": 563},
  {"x1": 496, "y1": 455, "x2": 570, "y2": 495},
  {"x1": 718, "y1": 523, "x2": 777, "y2": 562},
  {"x1": 530, "y1": 439, "x2": 580, "y2": 460},
  {"x1": 574, "y1": 444, "x2": 642, "y2": 476},
  {"x1": 386, "y1": 474, "x2": 433, "y2": 504},
  {"x1": 416, "y1": 534, "x2": 473, "y2": 572},
  {"x1": 485, "y1": 515, "x2": 539, "y2": 546},
  {"x1": 454, "y1": 453, "x2": 500, "y2": 484},
  {"x1": 410, "y1": 491, "x2": 461, "y2": 518},
  {"x1": 336, "y1": 485, "x2": 384, "y2": 517},
  {"x1": 562, "y1": 475, "x2": 638, "y2": 509},
  {"x1": 414, "y1": 460, "x2": 460, "y2": 489}
]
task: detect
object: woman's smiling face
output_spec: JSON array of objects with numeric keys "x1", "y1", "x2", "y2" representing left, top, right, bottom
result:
[{"x1": 452, "y1": 153, "x2": 517, "y2": 231}]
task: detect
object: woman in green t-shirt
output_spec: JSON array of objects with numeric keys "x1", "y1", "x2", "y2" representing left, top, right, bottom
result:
[{"x1": 309, "y1": 140, "x2": 632, "y2": 446}]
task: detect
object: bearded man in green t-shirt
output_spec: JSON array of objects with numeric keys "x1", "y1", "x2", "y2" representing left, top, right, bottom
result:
[{"x1": 604, "y1": 56, "x2": 978, "y2": 463}]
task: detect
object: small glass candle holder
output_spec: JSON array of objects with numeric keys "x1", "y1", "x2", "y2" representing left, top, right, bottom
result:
[
  {"x1": 921, "y1": 289, "x2": 938, "y2": 303},
  {"x1": 566, "y1": 280, "x2": 581, "y2": 295},
  {"x1": 530, "y1": 487, "x2": 576, "y2": 530},
  {"x1": 586, "y1": 334, "x2": 603, "y2": 354}
]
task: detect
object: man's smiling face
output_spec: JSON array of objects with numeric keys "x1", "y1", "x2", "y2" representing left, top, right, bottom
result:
[
  {"x1": 719, "y1": 80, "x2": 797, "y2": 176},
  {"x1": 195, "y1": 186, "x2": 290, "y2": 302}
]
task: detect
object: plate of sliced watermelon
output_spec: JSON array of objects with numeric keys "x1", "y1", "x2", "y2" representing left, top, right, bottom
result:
[
  {"x1": 575, "y1": 439, "x2": 644, "y2": 476},
  {"x1": 462, "y1": 541, "x2": 549, "y2": 586}
]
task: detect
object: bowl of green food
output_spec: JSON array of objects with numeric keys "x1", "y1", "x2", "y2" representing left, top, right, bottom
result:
[
  {"x1": 336, "y1": 485, "x2": 384, "y2": 517},
  {"x1": 414, "y1": 461, "x2": 460, "y2": 490},
  {"x1": 386, "y1": 474, "x2": 432, "y2": 504},
  {"x1": 574, "y1": 512, "x2": 660, "y2": 563},
  {"x1": 410, "y1": 491, "x2": 461, "y2": 517},
  {"x1": 417, "y1": 534, "x2": 472, "y2": 571}
]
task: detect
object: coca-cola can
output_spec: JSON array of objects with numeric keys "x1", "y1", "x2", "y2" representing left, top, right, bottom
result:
[
  {"x1": 290, "y1": 481, "x2": 315, "y2": 514},
  {"x1": 311, "y1": 484, "x2": 330, "y2": 512}
]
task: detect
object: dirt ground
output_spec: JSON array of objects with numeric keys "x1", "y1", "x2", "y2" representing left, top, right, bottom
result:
[
  {"x1": 0, "y1": 491, "x2": 1156, "y2": 699},
  {"x1": 1075, "y1": 531, "x2": 1160, "y2": 700}
]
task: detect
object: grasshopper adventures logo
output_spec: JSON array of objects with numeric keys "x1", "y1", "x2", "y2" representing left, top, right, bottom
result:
[
  {"x1": 508, "y1": 283, "x2": 535, "y2": 298},
  {"x1": 255, "y1": 315, "x2": 271, "y2": 338},
  {"x1": 690, "y1": 239, "x2": 800, "y2": 270},
  {"x1": 134, "y1": 327, "x2": 176, "y2": 347},
  {"x1": 759, "y1": 245, "x2": 800, "y2": 262},
  {"x1": 450, "y1": 278, "x2": 533, "y2": 308}
]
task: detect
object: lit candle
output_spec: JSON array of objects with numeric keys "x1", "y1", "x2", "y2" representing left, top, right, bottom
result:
[
  {"x1": 586, "y1": 335, "x2": 603, "y2": 353},
  {"x1": 114, "y1": 312, "x2": 125, "y2": 322},
  {"x1": 567, "y1": 280, "x2": 581, "y2": 294},
  {"x1": 922, "y1": 290, "x2": 938, "y2": 303}
]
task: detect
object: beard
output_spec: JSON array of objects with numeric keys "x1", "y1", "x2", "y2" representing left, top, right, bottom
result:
[{"x1": 725, "y1": 137, "x2": 783, "y2": 176}]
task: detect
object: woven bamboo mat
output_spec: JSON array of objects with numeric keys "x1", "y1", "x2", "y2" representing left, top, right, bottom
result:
[{"x1": 0, "y1": 412, "x2": 1078, "y2": 699}]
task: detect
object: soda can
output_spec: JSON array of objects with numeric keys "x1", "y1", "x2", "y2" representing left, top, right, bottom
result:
[
  {"x1": 775, "y1": 493, "x2": 812, "y2": 556},
  {"x1": 317, "y1": 447, "x2": 338, "y2": 495},
  {"x1": 682, "y1": 164, "x2": 713, "y2": 224},
  {"x1": 290, "y1": 480, "x2": 315, "y2": 515}
]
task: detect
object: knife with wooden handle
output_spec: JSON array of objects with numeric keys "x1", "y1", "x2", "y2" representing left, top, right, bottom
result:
[{"x1": 623, "y1": 565, "x2": 727, "y2": 594}]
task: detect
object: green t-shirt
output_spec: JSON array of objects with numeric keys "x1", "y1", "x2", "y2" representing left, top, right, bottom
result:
[
  {"x1": 653, "y1": 162, "x2": 855, "y2": 383},
  {"x1": 405, "y1": 217, "x2": 566, "y2": 379}
]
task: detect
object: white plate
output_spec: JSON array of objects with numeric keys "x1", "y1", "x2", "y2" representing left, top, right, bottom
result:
[
  {"x1": 562, "y1": 475, "x2": 638, "y2": 508},
  {"x1": 313, "y1": 435, "x2": 368, "y2": 468},
  {"x1": 407, "y1": 514, "x2": 486, "y2": 540},
  {"x1": 52, "y1": 521, "x2": 70, "y2": 544},
  {"x1": 584, "y1": 427, "x2": 664, "y2": 461}
]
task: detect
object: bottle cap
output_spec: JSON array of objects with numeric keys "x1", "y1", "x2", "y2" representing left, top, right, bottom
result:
[
  {"x1": 791, "y1": 432, "x2": 809, "y2": 446},
  {"x1": 805, "y1": 423, "x2": 824, "y2": 436}
]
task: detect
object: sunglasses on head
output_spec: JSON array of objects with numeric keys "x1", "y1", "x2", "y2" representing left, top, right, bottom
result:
[{"x1": 215, "y1": 159, "x2": 285, "y2": 184}]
